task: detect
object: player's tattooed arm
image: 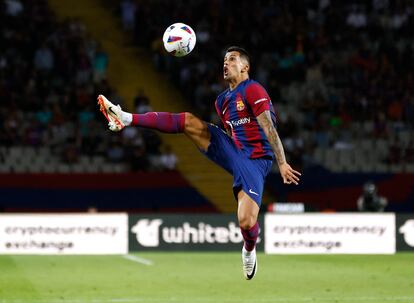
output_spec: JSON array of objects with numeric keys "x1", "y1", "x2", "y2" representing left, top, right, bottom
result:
[
  {"x1": 257, "y1": 110, "x2": 301, "y2": 185},
  {"x1": 256, "y1": 111, "x2": 286, "y2": 166}
]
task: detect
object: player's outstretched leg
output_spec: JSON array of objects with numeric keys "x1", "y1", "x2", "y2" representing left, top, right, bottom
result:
[
  {"x1": 238, "y1": 190, "x2": 260, "y2": 280},
  {"x1": 97, "y1": 94, "x2": 211, "y2": 150},
  {"x1": 98, "y1": 94, "x2": 185, "y2": 133}
]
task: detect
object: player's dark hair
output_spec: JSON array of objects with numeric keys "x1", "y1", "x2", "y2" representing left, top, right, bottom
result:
[{"x1": 226, "y1": 46, "x2": 250, "y2": 65}]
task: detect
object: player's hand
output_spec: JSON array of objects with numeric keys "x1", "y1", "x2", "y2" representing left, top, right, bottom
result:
[{"x1": 279, "y1": 162, "x2": 301, "y2": 185}]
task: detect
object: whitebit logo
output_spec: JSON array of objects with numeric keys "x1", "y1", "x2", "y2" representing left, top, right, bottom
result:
[
  {"x1": 131, "y1": 219, "x2": 163, "y2": 247},
  {"x1": 399, "y1": 219, "x2": 414, "y2": 247},
  {"x1": 162, "y1": 222, "x2": 243, "y2": 244}
]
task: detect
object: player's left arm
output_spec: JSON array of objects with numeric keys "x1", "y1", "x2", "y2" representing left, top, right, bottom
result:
[
  {"x1": 256, "y1": 111, "x2": 301, "y2": 185},
  {"x1": 245, "y1": 83, "x2": 301, "y2": 185}
]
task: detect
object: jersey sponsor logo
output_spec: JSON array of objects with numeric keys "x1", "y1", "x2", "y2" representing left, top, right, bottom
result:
[
  {"x1": 254, "y1": 98, "x2": 268, "y2": 104},
  {"x1": 226, "y1": 117, "x2": 251, "y2": 128},
  {"x1": 236, "y1": 99, "x2": 245, "y2": 111}
]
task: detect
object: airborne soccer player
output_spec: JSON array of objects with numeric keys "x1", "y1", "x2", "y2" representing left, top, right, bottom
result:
[{"x1": 98, "y1": 46, "x2": 301, "y2": 280}]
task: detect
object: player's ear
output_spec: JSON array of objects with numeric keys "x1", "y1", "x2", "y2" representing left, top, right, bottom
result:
[{"x1": 242, "y1": 63, "x2": 249, "y2": 73}]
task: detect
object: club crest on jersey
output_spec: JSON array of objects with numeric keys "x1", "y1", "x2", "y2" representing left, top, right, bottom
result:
[{"x1": 236, "y1": 99, "x2": 245, "y2": 111}]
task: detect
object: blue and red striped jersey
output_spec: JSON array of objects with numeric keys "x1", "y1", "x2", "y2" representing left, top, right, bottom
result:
[{"x1": 215, "y1": 79, "x2": 277, "y2": 159}]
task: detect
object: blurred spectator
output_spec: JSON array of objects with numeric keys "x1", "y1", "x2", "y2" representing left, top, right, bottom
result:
[
  {"x1": 357, "y1": 181, "x2": 388, "y2": 212},
  {"x1": 34, "y1": 43, "x2": 54, "y2": 71},
  {"x1": 159, "y1": 145, "x2": 177, "y2": 171},
  {"x1": 346, "y1": 6, "x2": 367, "y2": 28},
  {"x1": 5, "y1": 0, "x2": 23, "y2": 16},
  {"x1": 134, "y1": 89, "x2": 152, "y2": 113},
  {"x1": 107, "y1": 141, "x2": 125, "y2": 163},
  {"x1": 120, "y1": 0, "x2": 136, "y2": 30},
  {"x1": 93, "y1": 44, "x2": 108, "y2": 83},
  {"x1": 129, "y1": 146, "x2": 149, "y2": 171},
  {"x1": 62, "y1": 138, "x2": 80, "y2": 164}
]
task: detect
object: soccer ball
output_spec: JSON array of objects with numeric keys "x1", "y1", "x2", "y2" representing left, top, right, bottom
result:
[{"x1": 163, "y1": 23, "x2": 196, "y2": 57}]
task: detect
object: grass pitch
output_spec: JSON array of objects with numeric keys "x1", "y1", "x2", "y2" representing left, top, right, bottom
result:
[{"x1": 0, "y1": 253, "x2": 413, "y2": 303}]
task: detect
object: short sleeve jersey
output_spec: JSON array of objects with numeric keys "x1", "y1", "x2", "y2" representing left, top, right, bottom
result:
[{"x1": 214, "y1": 79, "x2": 277, "y2": 159}]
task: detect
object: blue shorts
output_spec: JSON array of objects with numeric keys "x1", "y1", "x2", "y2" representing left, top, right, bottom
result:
[{"x1": 202, "y1": 124, "x2": 273, "y2": 206}]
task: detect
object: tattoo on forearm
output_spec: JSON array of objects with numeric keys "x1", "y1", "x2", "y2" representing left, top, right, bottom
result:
[{"x1": 257, "y1": 111, "x2": 286, "y2": 166}]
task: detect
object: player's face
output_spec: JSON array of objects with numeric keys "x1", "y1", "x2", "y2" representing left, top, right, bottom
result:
[{"x1": 223, "y1": 51, "x2": 248, "y2": 81}]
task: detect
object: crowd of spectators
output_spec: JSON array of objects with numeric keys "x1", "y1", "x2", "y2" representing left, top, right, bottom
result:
[
  {"x1": 0, "y1": 0, "x2": 176, "y2": 172},
  {"x1": 115, "y1": 0, "x2": 414, "y2": 171}
]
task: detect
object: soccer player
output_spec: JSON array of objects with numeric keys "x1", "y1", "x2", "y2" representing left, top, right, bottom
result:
[{"x1": 98, "y1": 46, "x2": 301, "y2": 280}]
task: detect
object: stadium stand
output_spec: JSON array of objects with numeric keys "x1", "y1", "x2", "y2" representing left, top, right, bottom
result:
[
  {"x1": 0, "y1": 0, "x2": 217, "y2": 213},
  {"x1": 0, "y1": 0, "x2": 175, "y2": 174},
  {"x1": 112, "y1": 0, "x2": 414, "y2": 174},
  {"x1": 0, "y1": 1, "x2": 188, "y2": 173}
]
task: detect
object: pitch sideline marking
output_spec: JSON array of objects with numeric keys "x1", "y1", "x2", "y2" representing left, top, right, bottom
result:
[{"x1": 122, "y1": 254, "x2": 153, "y2": 266}]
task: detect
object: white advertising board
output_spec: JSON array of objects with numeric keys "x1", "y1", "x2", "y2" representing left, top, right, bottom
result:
[
  {"x1": 265, "y1": 213, "x2": 395, "y2": 254},
  {"x1": 0, "y1": 213, "x2": 128, "y2": 255}
]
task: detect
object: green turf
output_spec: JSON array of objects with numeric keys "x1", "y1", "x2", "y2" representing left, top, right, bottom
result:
[{"x1": 0, "y1": 253, "x2": 413, "y2": 303}]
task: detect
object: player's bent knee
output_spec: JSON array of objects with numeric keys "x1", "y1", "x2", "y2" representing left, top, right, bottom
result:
[
  {"x1": 184, "y1": 112, "x2": 197, "y2": 130},
  {"x1": 184, "y1": 112, "x2": 207, "y2": 134},
  {"x1": 238, "y1": 215, "x2": 256, "y2": 230},
  {"x1": 183, "y1": 112, "x2": 211, "y2": 151}
]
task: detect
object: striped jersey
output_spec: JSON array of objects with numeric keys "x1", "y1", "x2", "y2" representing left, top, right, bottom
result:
[{"x1": 215, "y1": 78, "x2": 277, "y2": 159}]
